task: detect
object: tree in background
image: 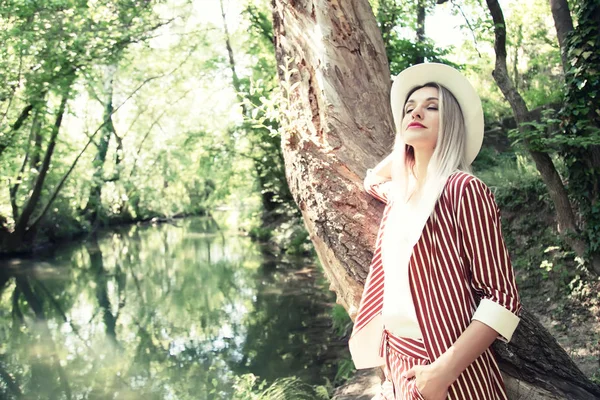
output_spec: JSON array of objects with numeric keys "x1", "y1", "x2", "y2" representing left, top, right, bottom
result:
[
  {"x1": 0, "y1": 1, "x2": 253, "y2": 254},
  {"x1": 557, "y1": 0, "x2": 600, "y2": 274},
  {"x1": 0, "y1": 0, "x2": 163, "y2": 250},
  {"x1": 373, "y1": 0, "x2": 454, "y2": 75},
  {"x1": 219, "y1": 0, "x2": 294, "y2": 225},
  {"x1": 485, "y1": 0, "x2": 600, "y2": 275}
]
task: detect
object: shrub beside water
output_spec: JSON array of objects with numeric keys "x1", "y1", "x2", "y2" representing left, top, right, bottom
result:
[{"x1": 233, "y1": 374, "x2": 330, "y2": 399}]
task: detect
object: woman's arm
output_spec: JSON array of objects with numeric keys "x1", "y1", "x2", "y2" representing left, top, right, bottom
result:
[
  {"x1": 403, "y1": 321, "x2": 498, "y2": 400},
  {"x1": 431, "y1": 320, "x2": 499, "y2": 383},
  {"x1": 364, "y1": 153, "x2": 394, "y2": 203},
  {"x1": 370, "y1": 152, "x2": 394, "y2": 179},
  {"x1": 459, "y1": 178, "x2": 522, "y2": 339},
  {"x1": 404, "y1": 177, "x2": 522, "y2": 400}
]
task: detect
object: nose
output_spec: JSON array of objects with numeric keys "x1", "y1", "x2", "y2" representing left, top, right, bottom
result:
[{"x1": 410, "y1": 106, "x2": 423, "y2": 120}]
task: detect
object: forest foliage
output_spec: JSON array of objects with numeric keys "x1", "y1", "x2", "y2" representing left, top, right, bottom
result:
[{"x1": 0, "y1": 0, "x2": 597, "y2": 277}]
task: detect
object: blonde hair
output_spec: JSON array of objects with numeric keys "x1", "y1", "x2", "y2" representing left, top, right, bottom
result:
[{"x1": 391, "y1": 83, "x2": 470, "y2": 203}]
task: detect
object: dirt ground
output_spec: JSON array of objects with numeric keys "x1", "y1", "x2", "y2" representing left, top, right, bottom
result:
[{"x1": 520, "y1": 276, "x2": 600, "y2": 380}]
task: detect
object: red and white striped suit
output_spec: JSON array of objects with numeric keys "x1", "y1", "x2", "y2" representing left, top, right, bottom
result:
[{"x1": 349, "y1": 170, "x2": 522, "y2": 399}]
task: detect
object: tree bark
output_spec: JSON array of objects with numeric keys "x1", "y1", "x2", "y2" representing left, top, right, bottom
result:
[
  {"x1": 549, "y1": 0, "x2": 574, "y2": 73},
  {"x1": 271, "y1": 0, "x2": 394, "y2": 311},
  {"x1": 271, "y1": 0, "x2": 600, "y2": 398},
  {"x1": 10, "y1": 106, "x2": 45, "y2": 224}
]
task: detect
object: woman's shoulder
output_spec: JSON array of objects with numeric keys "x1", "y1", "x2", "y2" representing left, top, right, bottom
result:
[
  {"x1": 444, "y1": 170, "x2": 493, "y2": 205},
  {"x1": 446, "y1": 170, "x2": 477, "y2": 194}
]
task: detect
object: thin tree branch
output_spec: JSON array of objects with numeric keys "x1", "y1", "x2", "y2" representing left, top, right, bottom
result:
[
  {"x1": 128, "y1": 89, "x2": 193, "y2": 179},
  {"x1": 0, "y1": 104, "x2": 33, "y2": 154},
  {"x1": 9, "y1": 147, "x2": 29, "y2": 222},
  {"x1": 0, "y1": 45, "x2": 25, "y2": 127},
  {"x1": 14, "y1": 90, "x2": 70, "y2": 238},
  {"x1": 451, "y1": 0, "x2": 482, "y2": 58},
  {"x1": 83, "y1": 71, "x2": 104, "y2": 105}
]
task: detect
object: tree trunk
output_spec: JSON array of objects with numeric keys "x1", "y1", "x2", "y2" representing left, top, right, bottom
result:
[
  {"x1": 416, "y1": 0, "x2": 426, "y2": 64},
  {"x1": 549, "y1": 0, "x2": 574, "y2": 73},
  {"x1": 8, "y1": 89, "x2": 70, "y2": 248},
  {"x1": 270, "y1": 0, "x2": 600, "y2": 398},
  {"x1": 220, "y1": 0, "x2": 242, "y2": 97},
  {"x1": 221, "y1": 0, "x2": 292, "y2": 214},
  {"x1": 557, "y1": 0, "x2": 600, "y2": 275},
  {"x1": 485, "y1": 0, "x2": 589, "y2": 265},
  {"x1": 84, "y1": 64, "x2": 118, "y2": 224},
  {"x1": 30, "y1": 106, "x2": 44, "y2": 171},
  {"x1": 10, "y1": 106, "x2": 44, "y2": 223}
]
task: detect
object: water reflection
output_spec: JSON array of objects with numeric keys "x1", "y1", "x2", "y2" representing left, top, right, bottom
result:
[{"x1": 0, "y1": 217, "x2": 346, "y2": 399}]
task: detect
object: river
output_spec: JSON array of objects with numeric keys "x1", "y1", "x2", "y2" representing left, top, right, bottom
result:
[{"x1": 0, "y1": 216, "x2": 349, "y2": 399}]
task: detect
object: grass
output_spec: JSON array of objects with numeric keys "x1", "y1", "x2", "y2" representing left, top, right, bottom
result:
[{"x1": 233, "y1": 374, "x2": 330, "y2": 400}]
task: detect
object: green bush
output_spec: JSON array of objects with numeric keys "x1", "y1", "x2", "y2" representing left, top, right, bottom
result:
[
  {"x1": 233, "y1": 374, "x2": 330, "y2": 400},
  {"x1": 330, "y1": 304, "x2": 352, "y2": 338}
]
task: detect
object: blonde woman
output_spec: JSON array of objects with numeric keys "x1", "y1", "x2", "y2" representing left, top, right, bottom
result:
[{"x1": 349, "y1": 63, "x2": 522, "y2": 400}]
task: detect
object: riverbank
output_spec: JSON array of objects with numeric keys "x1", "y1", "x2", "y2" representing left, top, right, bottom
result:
[{"x1": 0, "y1": 209, "x2": 210, "y2": 257}]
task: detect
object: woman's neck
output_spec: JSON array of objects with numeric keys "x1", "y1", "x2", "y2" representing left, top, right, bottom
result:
[{"x1": 412, "y1": 148, "x2": 434, "y2": 186}]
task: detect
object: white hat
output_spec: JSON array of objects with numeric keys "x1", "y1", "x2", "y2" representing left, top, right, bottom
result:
[{"x1": 390, "y1": 63, "x2": 484, "y2": 165}]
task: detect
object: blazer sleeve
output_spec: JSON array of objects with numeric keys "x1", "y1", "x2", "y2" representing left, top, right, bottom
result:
[
  {"x1": 457, "y1": 178, "x2": 522, "y2": 342},
  {"x1": 364, "y1": 169, "x2": 392, "y2": 204}
]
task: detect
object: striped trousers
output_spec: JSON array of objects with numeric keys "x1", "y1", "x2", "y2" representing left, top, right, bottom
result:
[
  {"x1": 373, "y1": 330, "x2": 506, "y2": 400},
  {"x1": 374, "y1": 330, "x2": 428, "y2": 400}
]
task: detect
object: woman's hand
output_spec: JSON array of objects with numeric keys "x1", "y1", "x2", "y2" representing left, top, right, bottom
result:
[
  {"x1": 403, "y1": 363, "x2": 451, "y2": 400},
  {"x1": 403, "y1": 321, "x2": 499, "y2": 399}
]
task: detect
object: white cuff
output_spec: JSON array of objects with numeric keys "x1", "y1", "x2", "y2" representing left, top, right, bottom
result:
[
  {"x1": 472, "y1": 298, "x2": 520, "y2": 342},
  {"x1": 365, "y1": 169, "x2": 390, "y2": 184}
]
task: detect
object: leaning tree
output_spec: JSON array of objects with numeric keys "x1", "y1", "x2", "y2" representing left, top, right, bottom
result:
[{"x1": 269, "y1": 1, "x2": 600, "y2": 398}]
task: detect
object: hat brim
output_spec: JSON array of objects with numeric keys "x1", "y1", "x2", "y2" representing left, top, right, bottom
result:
[{"x1": 390, "y1": 63, "x2": 484, "y2": 166}]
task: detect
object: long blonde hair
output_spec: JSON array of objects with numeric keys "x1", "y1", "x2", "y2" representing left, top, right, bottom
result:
[
  {"x1": 386, "y1": 83, "x2": 470, "y2": 247},
  {"x1": 390, "y1": 82, "x2": 470, "y2": 204}
]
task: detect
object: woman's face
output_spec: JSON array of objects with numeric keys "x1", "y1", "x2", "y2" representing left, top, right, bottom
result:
[{"x1": 401, "y1": 86, "x2": 440, "y2": 151}]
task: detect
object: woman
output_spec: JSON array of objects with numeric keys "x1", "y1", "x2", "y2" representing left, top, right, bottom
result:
[{"x1": 349, "y1": 63, "x2": 522, "y2": 400}]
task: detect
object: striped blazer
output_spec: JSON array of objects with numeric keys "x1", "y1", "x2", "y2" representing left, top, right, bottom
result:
[{"x1": 349, "y1": 171, "x2": 522, "y2": 399}]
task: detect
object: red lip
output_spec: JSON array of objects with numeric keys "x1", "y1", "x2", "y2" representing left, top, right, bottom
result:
[{"x1": 407, "y1": 122, "x2": 426, "y2": 128}]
